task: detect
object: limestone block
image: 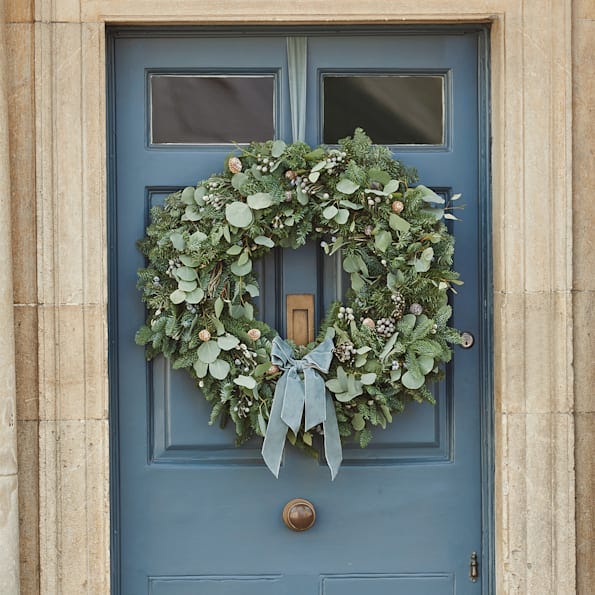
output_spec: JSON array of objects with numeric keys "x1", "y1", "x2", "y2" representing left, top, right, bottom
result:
[
  {"x1": 7, "y1": 23, "x2": 36, "y2": 305},
  {"x1": 572, "y1": 19, "x2": 595, "y2": 292},
  {"x1": 39, "y1": 419, "x2": 109, "y2": 594},
  {"x1": 14, "y1": 304, "x2": 38, "y2": 421},
  {"x1": 576, "y1": 412, "x2": 595, "y2": 595},
  {"x1": 17, "y1": 420, "x2": 39, "y2": 595},
  {"x1": 573, "y1": 291, "x2": 595, "y2": 414},
  {"x1": 6, "y1": 0, "x2": 32, "y2": 23},
  {"x1": 36, "y1": 0, "x2": 80, "y2": 23},
  {"x1": 498, "y1": 411, "x2": 575, "y2": 594},
  {"x1": 494, "y1": 291, "x2": 573, "y2": 414},
  {"x1": 80, "y1": 0, "x2": 501, "y2": 24},
  {"x1": 38, "y1": 304, "x2": 107, "y2": 421},
  {"x1": 0, "y1": 476, "x2": 20, "y2": 595}
]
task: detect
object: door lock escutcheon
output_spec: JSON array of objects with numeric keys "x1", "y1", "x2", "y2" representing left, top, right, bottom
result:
[{"x1": 460, "y1": 331, "x2": 475, "y2": 349}]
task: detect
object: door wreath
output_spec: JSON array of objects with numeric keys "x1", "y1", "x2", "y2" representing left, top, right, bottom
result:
[{"x1": 136, "y1": 129, "x2": 462, "y2": 478}]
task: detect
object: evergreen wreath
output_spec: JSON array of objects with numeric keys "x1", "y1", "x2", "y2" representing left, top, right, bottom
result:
[{"x1": 136, "y1": 129, "x2": 462, "y2": 477}]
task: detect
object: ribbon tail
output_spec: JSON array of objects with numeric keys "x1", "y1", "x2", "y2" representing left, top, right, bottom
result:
[
  {"x1": 280, "y1": 368, "x2": 305, "y2": 436},
  {"x1": 323, "y1": 392, "x2": 343, "y2": 480},
  {"x1": 304, "y1": 368, "x2": 327, "y2": 431},
  {"x1": 261, "y1": 377, "x2": 289, "y2": 478}
]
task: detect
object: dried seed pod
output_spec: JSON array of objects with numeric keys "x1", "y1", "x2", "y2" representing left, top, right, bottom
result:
[
  {"x1": 198, "y1": 329, "x2": 211, "y2": 342},
  {"x1": 228, "y1": 157, "x2": 242, "y2": 174},
  {"x1": 247, "y1": 328, "x2": 261, "y2": 341},
  {"x1": 391, "y1": 200, "x2": 404, "y2": 214}
]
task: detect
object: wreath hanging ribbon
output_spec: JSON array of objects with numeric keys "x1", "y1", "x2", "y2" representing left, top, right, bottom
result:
[{"x1": 262, "y1": 337, "x2": 342, "y2": 479}]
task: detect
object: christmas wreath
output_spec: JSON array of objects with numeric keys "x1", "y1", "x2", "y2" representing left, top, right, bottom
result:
[{"x1": 136, "y1": 129, "x2": 462, "y2": 478}]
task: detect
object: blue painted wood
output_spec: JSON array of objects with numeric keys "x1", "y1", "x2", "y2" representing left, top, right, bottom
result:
[{"x1": 111, "y1": 30, "x2": 486, "y2": 594}]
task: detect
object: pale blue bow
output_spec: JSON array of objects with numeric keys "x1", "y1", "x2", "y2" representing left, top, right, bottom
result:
[{"x1": 261, "y1": 337, "x2": 343, "y2": 479}]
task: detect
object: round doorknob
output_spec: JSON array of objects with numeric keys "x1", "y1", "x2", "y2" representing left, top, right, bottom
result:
[{"x1": 282, "y1": 498, "x2": 316, "y2": 532}]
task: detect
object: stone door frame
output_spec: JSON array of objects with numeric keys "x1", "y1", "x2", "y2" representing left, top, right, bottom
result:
[{"x1": 26, "y1": 2, "x2": 575, "y2": 593}]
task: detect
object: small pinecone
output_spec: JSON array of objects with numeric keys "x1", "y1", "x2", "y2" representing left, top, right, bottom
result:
[
  {"x1": 376, "y1": 317, "x2": 396, "y2": 337},
  {"x1": 334, "y1": 341, "x2": 356, "y2": 363},
  {"x1": 391, "y1": 292, "x2": 406, "y2": 319}
]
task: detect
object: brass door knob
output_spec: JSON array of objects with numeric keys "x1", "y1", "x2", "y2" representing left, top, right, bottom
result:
[{"x1": 282, "y1": 498, "x2": 316, "y2": 532}]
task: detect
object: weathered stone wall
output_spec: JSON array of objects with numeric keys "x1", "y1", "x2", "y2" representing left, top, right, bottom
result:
[
  {"x1": 0, "y1": 0, "x2": 591, "y2": 593},
  {"x1": 573, "y1": 1, "x2": 595, "y2": 593}
]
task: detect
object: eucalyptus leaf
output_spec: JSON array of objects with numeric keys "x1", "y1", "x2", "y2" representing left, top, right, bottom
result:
[
  {"x1": 336, "y1": 178, "x2": 360, "y2": 195},
  {"x1": 214, "y1": 297, "x2": 224, "y2": 318},
  {"x1": 169, "y1": 289, "x2": 186, "y2": 304},
  {"x1": 339, "y1": 199, "x2": 363, "y2": 210},
  {"x1": 334, "y1": 209, "x2": 350, "y2": 225},
  {"x1": 226, "y1": 245, "x2": 243, "y2": 255},
  {"x1": 351, "y1": 413, "x2": 366, "y2": 431},
  {"x1": 389, "y1": 213, "x2": 411, "y2": 233},
  {"x1": 309, "y1": 171, "x2": 320, "y2": 183},
  {"x1": 178, "y1": 280, "x2": 197, "y2": 292},
  {"x1": 360, "y1": 373, "x2": 377, "y2": 385},
  {"x1": 368, "y1": 168, "x2": 391, "y2": 185},
  {"x1": 223, "y1": 225, "x2": 231, "y2": 243},
  {"x1": 237, "y1": 250, "x2": 249, "y2": 266},
  {"x1": 179, "y1": 254, "x2": 200, "y2": 267},
  {"x1": 183, "y1": 206, "x2": 201, "y2": 221},
  {"x1": 383, "y1": 179, "x2": 400, "y2": 195},
  {"x1": 326, "y1": 379, "x2": 345, "y2": 393},
  {"x1": 225, "y1": 201, "x2": 253, "y2": 228},
  {"x1": 374, "y1": 230, "x2": 392, "y2": 253},
  {"x1": 257, "y1": 412, "x2": 267, "y2": 436},
  {"x1": 197, "y1": 340, "x2": 221, "y2": 364},
  {"x1": 350, "y1": 272, "x2": 365, "y2": 292},
  {"x1": 209, "y1": 358, "x2": 230, "y2": 380},
  {"x1": 296, "y1": 186, "x2": 309, "y2": 205},
  {"x1": 390, "y1": 369, "x2": 402, "y2": 382},
  {"x1": 181, "y1": 186, "x2": 196, "y2": 204},
  {"x1": 243, "y1": 302, "x2": 254, "y2": 321},
  {"x1": 417, "y1": 184, "x2": 445, "y2": 204},
  {"x1": 194, "y1": 187, "x2": 206, "y2": 205},
  {"x1": 418, "y1": 356, "x2": 434, "y2": 375},
  {"x1": 245, "y1": 283, "x2": 260, "y2": 297},
  {"x1": 176, "y1": 266, "x2": 197, "y2": 281},
  {"x1": 311, "y1": 160, "x2": 326, "y2": 172},
  {"x1": 189, "y1": 230, "x2": 207, "y2": 244},
  {"x1": 402, "y1": 370, "x2": 425, "y2": 390},
  {"x1": 234, "y1": 375, "x2": 257, "y2": 389},
  {"x1": 170, "y1": 233, "x2": 185, "y2": 251},
  {"x1": 254, "y1": 236, "x2": 275, "y2": 248},
  {"x1": 379, "y1": 332, "x2": 399, "y2": 360},
  {"x1": 343, "y1": 254, "x2": 360, "y2": 274},
  {"x1": 193, "y1": 359, "x2": 208, "y2": 378},
  {"x1": 231, "y1": 172, "x2": 249, "y2": 191},
  {"x1": 271, "y1": 139, "x2": 286, "y2": 158},
  {"x1": 230, "y1": 259, "x2": 252, "y2": 277},
  {"x1": 323, "y1": 205, "x2": 338, "y2": 220},
  {"x1": 185, "y1": 287, "x2": 204, "y2": 304},
  {"x1": 247, "y1": 192, "x2": 274, "y2": 210}
]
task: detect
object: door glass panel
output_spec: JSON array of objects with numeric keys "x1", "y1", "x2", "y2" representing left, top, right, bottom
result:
[
  {"x1": 150, "y1": 74, "x2": 275, "y2": 144},
  {"x1": 322, "y1": 74, "x2": 444, "y2": 145}
]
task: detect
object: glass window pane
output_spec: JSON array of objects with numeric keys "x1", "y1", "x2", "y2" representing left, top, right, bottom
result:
[
  {"x1": 323, "y1": 75, "x2": 444, "y2": 145},
  {"x1": 150, "y1": 75, "x2": 275, "y2": 144}
]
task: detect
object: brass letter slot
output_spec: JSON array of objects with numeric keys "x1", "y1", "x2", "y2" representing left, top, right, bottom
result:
[{"x1": 286, "y1": 294, "x2": 315, "y2": 346}]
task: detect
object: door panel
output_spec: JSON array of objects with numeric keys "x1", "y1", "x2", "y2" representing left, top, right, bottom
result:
[{"x1": 112, "y1": 30, "x2": 483, "y2": 594}]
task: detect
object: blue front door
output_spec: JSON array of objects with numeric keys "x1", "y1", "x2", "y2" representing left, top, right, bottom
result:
[{"x1": 110, "y1": 29, "x2": 488, "y2": 595}]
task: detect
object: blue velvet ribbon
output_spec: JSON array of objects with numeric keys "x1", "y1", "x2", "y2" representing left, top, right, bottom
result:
[{"x1": 261, "y1": 337, "x2": 342, "y2": 479}]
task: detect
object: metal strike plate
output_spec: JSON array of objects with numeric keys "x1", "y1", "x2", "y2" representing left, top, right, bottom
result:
[
  {"x1": 286, "y1": 294, "x2": 315, "y2": 346},
  {"x1": 461, "y1": 332, "x2": 475, "y2": 349}
]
